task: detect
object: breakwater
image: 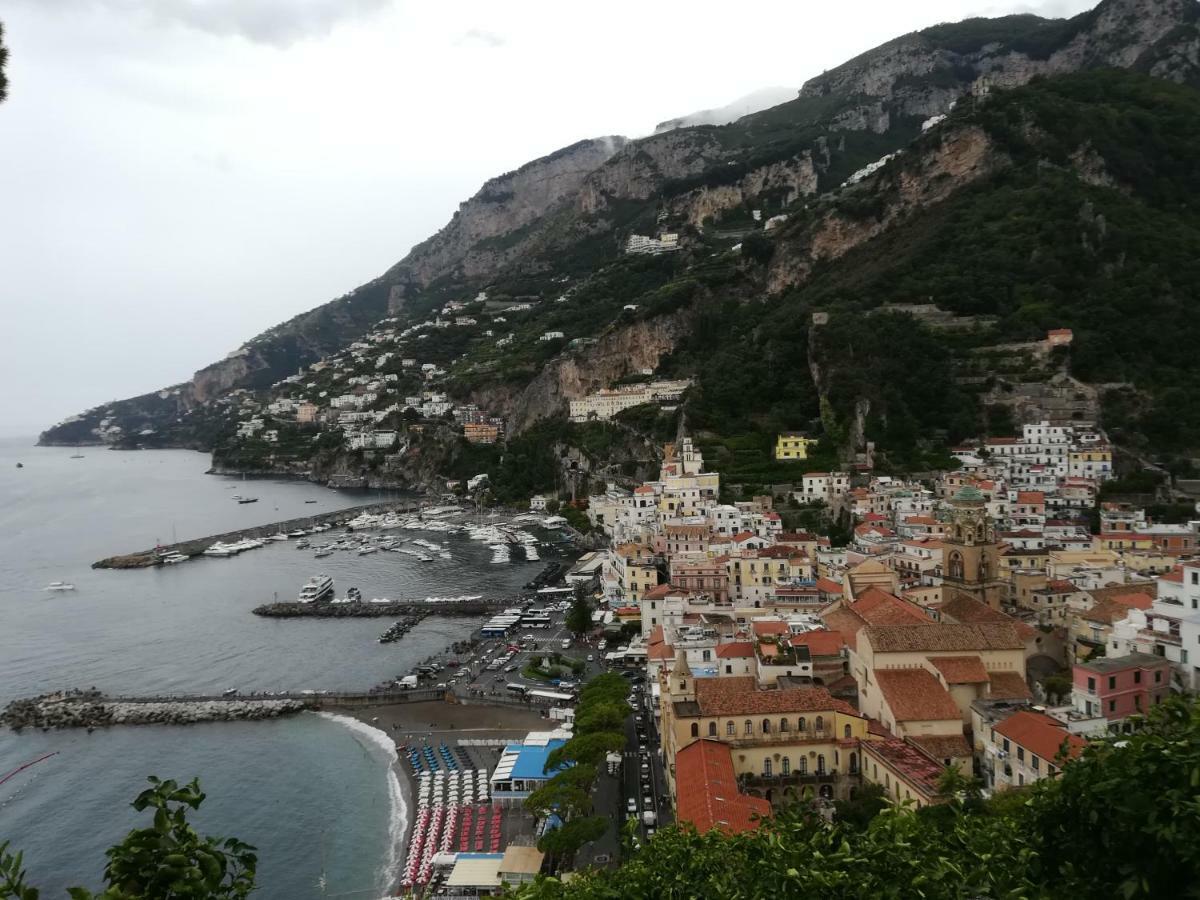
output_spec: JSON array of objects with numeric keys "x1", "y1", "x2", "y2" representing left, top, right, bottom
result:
[
  {"x1": 2, "y1": 690, "x2": 310, "y2": 731},
  {"x1": 92, "y1": 499, "x2": 421, "y2": 569},
  {"x1": 252, "y1": 600, "x2": 508, "y2": 618}
]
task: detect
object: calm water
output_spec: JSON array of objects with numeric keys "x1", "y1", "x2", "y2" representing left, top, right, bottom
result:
[{"x1": 0, "y1": 440, "x2": 546, "y2": 897}]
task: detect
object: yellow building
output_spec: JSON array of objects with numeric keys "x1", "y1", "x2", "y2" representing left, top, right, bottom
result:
[
  {"x1": 775, "y1": 433, "x2": 818, "y2": 461},
  {"x1": 606, "y1": 543, "x2": 661, "y2": 604},
  {"x1": 660, "y1": 651, "x2": 869, "y2": 803}
]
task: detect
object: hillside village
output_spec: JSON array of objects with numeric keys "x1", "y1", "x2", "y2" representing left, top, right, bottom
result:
[{"x1": 564, "y1": 427, "x2": 1196, "y2": 824}]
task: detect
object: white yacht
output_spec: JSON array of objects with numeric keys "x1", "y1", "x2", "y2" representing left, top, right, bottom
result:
[
  {"x1": 297, "y1": 575, "x2": 334, "y2": 603},
  {"x1": 160, "y1": 553, "x2": 188, "y2": 565},
  {"x1": 45, "y1": 581, "x2": 75, "y2": 591}
]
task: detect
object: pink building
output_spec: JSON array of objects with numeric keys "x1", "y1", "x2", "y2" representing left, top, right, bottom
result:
[{"x1": 1072, "y1": 652, "x2": 1171, "y2": 728}]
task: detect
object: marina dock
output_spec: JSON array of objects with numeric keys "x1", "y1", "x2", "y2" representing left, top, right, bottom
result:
[{"x1": 92, "y1": 499, "x2": 422, "y2": 569}]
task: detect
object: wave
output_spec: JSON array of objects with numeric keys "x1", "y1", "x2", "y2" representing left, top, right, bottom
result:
[{"x1": 317, "y1": 712, "x2": 408, "y2": 894}]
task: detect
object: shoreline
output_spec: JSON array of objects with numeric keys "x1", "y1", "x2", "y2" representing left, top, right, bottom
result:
[{"x1": 328, "y1": 700, "x2": 554, "y2": 895}]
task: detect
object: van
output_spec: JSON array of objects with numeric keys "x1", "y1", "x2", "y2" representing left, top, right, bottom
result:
[{"x1": 561, "y1": 639, "x2": 571, "y2": 650}]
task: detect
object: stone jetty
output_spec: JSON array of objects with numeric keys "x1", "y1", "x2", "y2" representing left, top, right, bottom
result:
[
  {"x1": 2, "y1": 689, "x2": 310, "y2": 731},
  {"x1": 252, "y1": 600, "x2": 501, "y2": 618},
  {"x1": 93, "y1": 499, "x2": 420, "y2": 569}
]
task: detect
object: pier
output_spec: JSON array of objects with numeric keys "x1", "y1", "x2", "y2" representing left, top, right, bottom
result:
[
  {"x1": 252, "y1": 599, "x2": 518, "y2": 618},
  {"x1": 92, "y1": 498, "x2": 422, "y2": 569}
]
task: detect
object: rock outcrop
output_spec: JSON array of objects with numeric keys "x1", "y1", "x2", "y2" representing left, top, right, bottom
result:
[{"x1": 2, "y1": 690, "x2": 308, "y2": 731}]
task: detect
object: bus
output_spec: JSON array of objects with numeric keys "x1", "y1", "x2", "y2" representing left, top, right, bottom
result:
[
  {"x1": 521, "y1": 615, "x2": 551, "y2": 628},
  {"x1": 505, "y1": 683, "x2": 528, "y2": 696},
  {"x1": 527, "y1": 689, "x2": 574, "y2": 703}
]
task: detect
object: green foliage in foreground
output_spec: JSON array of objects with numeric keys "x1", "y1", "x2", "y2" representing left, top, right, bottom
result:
[
  {"x1": 1, "y1": 777, "x2": 255, "y2": 899},
  {"x1": 514, "y1": 697, "x2": 1200, "y2": 899}
]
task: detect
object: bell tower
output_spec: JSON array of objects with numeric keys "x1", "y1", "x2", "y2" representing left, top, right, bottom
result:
[
  {"x1": 939, "y1": 485, "x2": 1005, "y2": 609},
  {"x1": 669, "y1": 648, "x2": 695, "y2": 702}
]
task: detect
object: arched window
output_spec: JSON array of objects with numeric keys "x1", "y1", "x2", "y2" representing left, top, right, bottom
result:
[
  {"x1": 762, "y1": 718, "x2": 771, "y2": 734},
  {"x1": 780, "y1": 718, "x2": 790, "y2": 732},
  {"x1": 844, "y1": 723, "x2": 852, "y2": 739},
  {"x1": 727, "y1": 721, "x2": 735, "y2": 736},
  {"x1": 849, "y1": 751, "x2": 859, "y2": 774},
  {"x1": 781, "y1": 756, "x2": 791, "y2": 776},
  {"x1": 744, "y1": 719, "x2": 753, "y2": 735},
  {"x1": 798, "y1": 757, "x2": 807, "y2": 775},
  {"x1": 949, "y1": 551, "x2": 964, "y2": 580},
  {"x1": 817, "y1": 754, "x2": 826, "y2": 775},
  {"x1": 763, "y1": 758, "x2": 773, "y2": 777},
  {"x1": 798, "y1": 716, "x2": 807, "y2": 732},
  {"x1": 814, "y1": 715, "x2": 824, "y2": 733},
  {"x1": 708, "y1": 721, "x2": 717, "y2": 737},
  {"x1": 690, "y1": 723, "x2": 699, "y2": 738}
]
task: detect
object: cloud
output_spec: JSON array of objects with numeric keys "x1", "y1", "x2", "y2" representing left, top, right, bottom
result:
[
  {"x1": 456, "y1": 27, "x2": 506, "y2": 49},
  {"x1": 23, "y1": 0, "x2": 393, "y2": 47}
]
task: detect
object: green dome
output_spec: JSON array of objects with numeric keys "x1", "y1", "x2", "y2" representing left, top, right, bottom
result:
[{"x1": 952, "y1": 484, "x2": 985, "y2": 503}]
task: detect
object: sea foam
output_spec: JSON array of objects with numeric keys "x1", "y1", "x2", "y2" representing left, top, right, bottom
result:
[{"x1": 317, "y1": 712, "x2": 408, "y2": 893}]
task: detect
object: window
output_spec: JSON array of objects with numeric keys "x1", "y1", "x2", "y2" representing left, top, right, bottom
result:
[
  {"x1": 781, "y1": 757, "x2": 790, "y2": 776},
  {"x1": 849, "y1": 752, "x2": 859, "y2": 774},
  {"x1": 744, "y1": 719, "x2": 753, "y2": 735},
  {"x1": 690, "y1": 723, "x2": 699, "y2": 738},
  {"x1": 780, "y1": 718, "x2": 790, "y2": 732},
  {"x1": 763, "y1": 758, "x2": 772, "y2": 777},
  {"x1": 1184, "y1": 649, "x2": 1191, "y2": 665},
  {"x1": 844, "y1": 723, "x2": 852, "y2": 739},
  {"x1": 727, "y1": 721, "x2": 735, "y2": 736},
  {"x1": 762, "y1": 719, "x2": 771, "y2": 734},
  {"x1": 799, "y1": 757, "x2": 807, "y2": 775},
  {"x1": 1109, "y1": 699, "x2": 1117, "y2": 713},
  {"x1": 1108, "y1": 676, "x2": 1117, "y2": 690},
  {"x1": 1087, "y1": 677, "x2": 1096, "y2": 693},
  {"x1": 817, "y1": 755, "x2": 826, "y2": 775},
  {"x1": 702, "y1": 650, "x2": 711, "y2": 662},
  {"x1": 725, "y1": 665, "x2": 732, "y2": 675},
  {"x1": 1155, "y1": 670, "x2": 1162, "y2": 683},
  {"x1": 798, "y1": 716, "x2": 807, "y2": 732},
  {"x1": 1134, "y1": 670, "x2": 1142, "y2": 684},
  {"x1": 1031, "y1": 755, "x2": 1040, "y2": 771},
  {"x1": 1002, "y1": 738, "x2": 1010, "y2": 752},
  {"x1": 815, "y1": 715, "x2": 824, "y2": 732},
  {"x1": 708, "y1": 722, "x2": 717, "y2": 737},
  {"x1": 1017, "y1": 747, "x2": 1025, "y2": 762}
]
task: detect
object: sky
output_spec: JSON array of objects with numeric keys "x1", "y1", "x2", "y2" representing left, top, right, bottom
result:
[{"x1": 0, "y1": 0, "x2": 1096, "y2": 436}]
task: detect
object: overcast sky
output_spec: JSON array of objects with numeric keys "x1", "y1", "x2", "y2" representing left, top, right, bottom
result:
[{"x1": 0, "y1": 0, "x2": 1095, "y2": 436}]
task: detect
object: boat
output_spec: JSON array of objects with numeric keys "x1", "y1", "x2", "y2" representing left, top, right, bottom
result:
[
  {"x1": 237, "y1": 497, "x2": 259, "y2": 504},
  {"x1": 297, "y1": 575, "x2": 335, "y2": 604},
  {"x1": 15, "y1": 462, "x2": 23, "y2": 468},
  {"x1": 288, "y1": 530, "x2": 307, "y2": 538},
  {"x1": 358, "y1": 546, "x2": 378, "y2": 556},
  {"x1": 203, "y1": 542, "x2": 237, "y2": 557},
  {"x1": 314, "y1": 550, "x2": 332, "y2": 559},
  {"x1": 160, "y1": 553, "x2": 188, "y2": 565},
  {"x1": 70, "y1": 453, "x2": 84, "y2": 459},
  {"x1": 45, "y1": 582, "x2": 75, "y2": 591},
  {"x1": 295, "y1": 539, "x2": 311, "y2": 550},
  {"x1": 266, "y1": 533, "x2": 288, "y2": 542},
  {"x1": 304, "y1": 499, "x2": 318, "y2": 504}
]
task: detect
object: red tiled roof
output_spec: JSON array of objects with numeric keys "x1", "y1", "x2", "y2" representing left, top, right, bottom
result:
[
  {"x1": 1159, "y1": 568, "x2": 1184, "y2": 584},
  {"x1": 908, "y1": 733, "x2": 972, "y2": 761},
  {"x1": 939, "y1": 595, "x2": 1012, "y2": 626},
  {"x1": 821, "y1": 608, "x2": 866, "y2": 652},
  {"x1": 1016, "y1": 491, "x2": 1045, "y2": 504},
  {"x1": 634, "y1": 485, "x2": 656, "y2": 494},
  {"x1": 648, "y1": 641, "x2": 675, "y2": 661},
  {"x1": 850, "y1": 589, "x2": 929, "y2": 626},
  {"x1": 929, "y1": 655, "x2": 990, "y2": 684},
  {"x1": 865, "y1": 623, "x2": 1024, "y2": 653},
  {"x1": 692, "y1": 677, "x2": 858, "y2": 717},
  {"x1": 788, "y1": 630, "x2": 844, "y2": 656},
  {"x1": 675, "y1": 740, "x2": 770, "y2": 835},
  {"x1": 904, "y1": 515, "x2": 938, "y2": 525},
  {"x1": 731, "y1": 531, "x2": 758, "y2": 543},
  {"x1": 647, "y1": 625, "x2": 665, "y2": 644},
  {"x1": 1112, "y1": 592, "x2": 1153, "y2": 610},
  {"x1": 715, "y1": 641, "x2": 755, "y2": 659},
  {"x1": 874, "y1": 668, "x2": 962, "y2": 722},
  {"x1": 1046, "y1": 579, "x2": 1078, "y2": 593},
  {"x1": 642, "y1": 583, "x2": 674, "y2": 601},
  {"x1": 816, "y1": 577, "x2": 843, "y2": 594},
  {"x1": 777, "y1": 531, "x2": 819, "y2": 543},
  {"x1": 987, "y1": 671, "x2": 1032, "y2": 700},
  {"x1": 994, "y1": 711, "x2": 1085, "y2": 764},
  {"x1": 862, "y1": 738, "x2": 944, "y2": 797}
]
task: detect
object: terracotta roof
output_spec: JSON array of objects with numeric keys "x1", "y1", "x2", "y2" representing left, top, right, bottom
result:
[
  {"x1": 692, "y1": 677, "x2": 858, "y2": 717},
  {"x1": 1112, "y1": 591, "x2": 1153, "y2": 610},
  {"x1": 674, "y1": 740, "x2": 770, "y2": 835},
  {"x1": 939, "y1": 595, "x2": 1012, "y2": 626},
  {"x1": 634, "y1": 485, "x2": 656, "y2": 494},
  {"x1": 715, "y1": 641, "x2": 755, "y2": 659},
  {"x1": 987, "y1": 671, "x2": 1032, "y2": 700},
  {"x1": 1046, "y1": 579, "x2": 1078, "y2": 593},
  {"x1": 994, "y1": 711, "x2": 1085, "y2": 764},
  {"x1": 865, "y1": 623, "x2": 1024, "y2": 653},
  {"x1": 874, "y1": 668, "x2": 962, "y2": 722},
  {"x1": 862, "y1": 738, "x2": 944, "y2": 797},
  {"x1": 929, "y1": 655, "x2": 990, "y2": 684},
  {"x1": 904, "y1": 515, "x2": 938, "y2": 526},
  {"x1": 855, "y1": 523, "x2": 896, "y2": 538},
  {"x1": 647, "y1": 625, "x2": 665, "y2": 644},
  {"x1": 731, "y1": 531, "x2": 759, "y2": 543},
  {"x1": 1081, "y1": 597, "x2": 1142, "y2": 625},
  {"x1": 777, "y1": 531, "x2": 819, "y2": 543},
  {"x1": 815, "y1": 577, "x2": 844, "y2": 595},
  {"x1": 908, "y1": 733, "x2": 972, "y2": 761},
  {"x1": 788, "y1": 630, "x2": 844, "y2": 656},
  {"x1": 642, "y1": 583, "x2": 674, "y2": 601},
  {"x1": 1016, "y1": 491, "x2": 1045, "y2": 504},
  {"x1": 648, "y1": 641, "x2": 675, "y2": 661},
  {"x1": 1159, "y1": 568, "x2": 1184, "y2": 584},
  {"x1": 850, "y1": 589, "x2": 929, "y2": 626},
  {"x1": 1089, "y1": 582, "x2": 1158, "y2": 604},
  {"x1": 821, "y1": 607, "x2": 866, "y2": 652}
]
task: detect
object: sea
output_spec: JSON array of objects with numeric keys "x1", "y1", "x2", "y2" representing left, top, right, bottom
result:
[{"x1": 0, "y1": 438, "x2": 548, "y2": 897}]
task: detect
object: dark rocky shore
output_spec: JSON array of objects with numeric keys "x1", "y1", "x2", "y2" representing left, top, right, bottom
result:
[{"x1": 252, "y1": 600, "x2": 502, "y2": 617}]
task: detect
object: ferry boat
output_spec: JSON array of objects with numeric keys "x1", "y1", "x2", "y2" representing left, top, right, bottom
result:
[
  {"x1": 45, "y1": 581, "x2": 75, "y2": 591},
  {"x1": 297, "y1": 575, "x2": 334, "y2": 604}
]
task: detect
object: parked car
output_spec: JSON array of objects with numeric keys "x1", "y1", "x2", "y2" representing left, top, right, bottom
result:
[
  {"x1": 587, "y1": 654, "x2": 595, "y2": 662},
  {"x1": 626, "y1": 798, "x2": 637, "y2": 813}
]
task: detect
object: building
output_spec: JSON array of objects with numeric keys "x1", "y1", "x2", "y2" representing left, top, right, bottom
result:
[
  {"x1": 296, "y1": 401, "x2": 319, "y2": 423},
  {"x1": 859, "y1": 738, "x2": 948, "y2": 808},
  {"x1": 938, "y1": 486, "x2": 1006, "y2": 610},
  {"x1": 1072, "y1": 653, "x2": 1171, "y2": 729},
  {"x1": 775, "y1": 434, "x2": 818, "y2": 461},
  {"x1": 489, "y1": 731, "x2": 570, "y2": 800},
  {"x1": 674, "y1": 740, "x2": 771, "y2": 835},
  {"x1": 464, "y1": 422, "x2": 502, "y2": 444},
  {"x1": 988, "y1": 710, "x2": 1086, "y2": 789},
  {"x1": 568, "y1": 380, "x2": 692, "y2": 423}
]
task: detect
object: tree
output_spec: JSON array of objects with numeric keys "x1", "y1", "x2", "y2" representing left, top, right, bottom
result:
[
  {"x1": 0, "y1": 777, "x2": 256, "y2": 899},
  {"x1": 537, "y1": 816, "x2": 606, "y2": 860},
  {"x1": 544, "y1": 498, "x2": 561, "y2": 514},
  {"x1": 0, "y1": 22, "x2": 8, "y2": 105},
  {"x1": 565, "y1": 590, "x2": 592, "y2": 636},
  {"x1": 832, "y1": 782, "x2": 888, "y2": 830}
]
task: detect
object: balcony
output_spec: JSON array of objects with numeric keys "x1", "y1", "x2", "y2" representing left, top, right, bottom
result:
[
  {"x1": 739, "y1": 771, "x2": 842, "y2": 789},
  {"x1": 726, "y1": 729, "x2": 835, "y2": 747}
]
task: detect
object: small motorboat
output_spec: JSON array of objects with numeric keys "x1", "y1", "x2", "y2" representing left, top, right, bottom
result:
[
  {"x1": 45, "y1": 582, "x2": 75, "y2": 591},
  {"x1": 237, "y1": 497, "x2": 259, "y2": 504}
]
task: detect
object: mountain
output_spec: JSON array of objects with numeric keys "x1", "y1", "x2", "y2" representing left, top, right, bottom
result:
[
  {"x1": 40, "y1": 0, "x2": 1200, "y2": 494},
  {"x1": 652, "y1": 87, "x2": 799, "y2": 133}
]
